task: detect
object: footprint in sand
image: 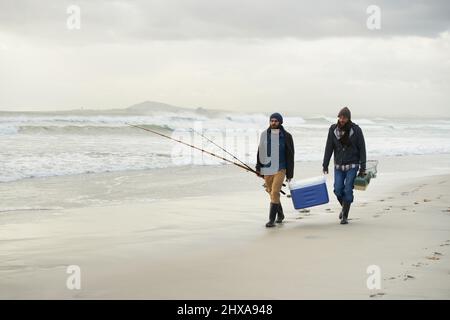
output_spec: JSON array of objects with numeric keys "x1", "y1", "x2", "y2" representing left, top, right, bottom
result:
[
  {"x1": 426, "y1": 252, "x2": 443, "y2": 261},
  {"x1": 403, "y1": 274, "x2": 415, "y2": 281},
  {"x1": 411, "y1": 262, "x2": 427, "y2": 267},
  {"x1": 414, "y1": 201, "x2": 420, "y2": 205},
  {"x1": 427, "y1": 256, "x2": 441, "y2": 260},
  {"x1": 423, "y1": 199, "x2": 431, "y2": 203},
  {"x1": 369, "y1": 292, "x2": 386, "y2": 298}
]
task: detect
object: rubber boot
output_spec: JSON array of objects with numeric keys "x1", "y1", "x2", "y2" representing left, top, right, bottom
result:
[
  {"x1": 338, "y1": 197, "x2": 343, "y2": 219},
  {"x1": 276, "y1": 203, "x2": 285, "y2": 223},
  {"x1": 340, "y1": 202, "x2": 351, "y2": 225},
  {"x1": 266, "y1": 203, "x2": 277, "y2": 228}
]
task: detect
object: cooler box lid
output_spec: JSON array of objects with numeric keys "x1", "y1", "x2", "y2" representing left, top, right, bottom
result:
[{"x1": 289, "y1": 176, "x2": 326, "y2": 190}]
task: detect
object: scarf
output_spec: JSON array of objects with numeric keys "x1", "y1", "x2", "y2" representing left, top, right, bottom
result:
[{"x1": 336, "y1": 120, "x2": 352, "y2": 146}]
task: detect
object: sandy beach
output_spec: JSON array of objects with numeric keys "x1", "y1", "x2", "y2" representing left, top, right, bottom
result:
[
  {"x1": 1, "y1": 154, "x2": 449, "y2": 299},
  {"x1": 2, "y1": 0, "x2": 450, "y2": 306}
]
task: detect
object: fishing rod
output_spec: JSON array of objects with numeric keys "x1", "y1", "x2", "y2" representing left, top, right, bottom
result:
[
  {"x1": 191, "y1": 128, "x2": 255, "y2": 173},
  {"x1": 127, "y1": 123, "x2": 288, "y2": 196},
  {"x1": 191, "y1": 128, "x2": 288, "y2": 191},
  {"x1": 127, "y1": 123, "x2": 255, "y2": 173}
]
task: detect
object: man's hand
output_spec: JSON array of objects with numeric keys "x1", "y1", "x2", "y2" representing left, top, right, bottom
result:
[
  {"x1": 358, "y1": 170, "x2": 366, "y2": 177},
  {"x1": 286, "y1": 178, "x2": 292, "y2": 183},
  {"x1": 323, "y1": 168, "x2": 329, "y2": 175},
  {"x1": 255, "y1": 171, "x2": 263, "y2": 177}
]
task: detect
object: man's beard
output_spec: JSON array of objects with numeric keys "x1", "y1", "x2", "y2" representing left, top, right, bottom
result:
[
  {"x1": 338, "y1": 120, "x2": 348, "y2": 128},
  {"x1": 337, "y1": 120, "x2": 352, "y2": 146}
]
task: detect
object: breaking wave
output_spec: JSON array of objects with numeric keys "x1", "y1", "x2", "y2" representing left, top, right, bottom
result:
[{"x1": 1, "y1": 110, "x2": 449, "y2": 183}]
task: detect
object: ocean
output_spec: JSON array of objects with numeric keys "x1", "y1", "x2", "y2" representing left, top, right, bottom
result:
[{"x1": 1, "y1": 108, "x2": 450, "y2": 183}]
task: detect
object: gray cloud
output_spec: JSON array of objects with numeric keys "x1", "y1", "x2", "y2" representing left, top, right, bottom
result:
[
  {"x1": 0, "y1": 1, "x2": 449, "y2": 116},
  {"x1": 0, "y1": 0, "x2": 449, "y2": 44}
]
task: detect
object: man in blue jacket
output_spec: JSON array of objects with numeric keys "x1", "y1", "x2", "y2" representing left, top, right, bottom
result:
[{"x1": 322, "y1": 107, "x2": 366, "y2": 224}]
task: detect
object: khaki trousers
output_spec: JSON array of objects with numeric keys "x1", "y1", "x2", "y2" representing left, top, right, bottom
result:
[{"x1": 263, "y1": 169, "x2": 286, "y2": 204}]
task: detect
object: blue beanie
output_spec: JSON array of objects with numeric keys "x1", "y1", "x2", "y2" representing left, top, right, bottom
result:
[{"x1": 270, "y1": 112, "x2": 283, "y2": 124}]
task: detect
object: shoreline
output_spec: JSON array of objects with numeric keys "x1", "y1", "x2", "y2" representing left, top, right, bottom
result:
[
  {"x1": 2, "y1": 152, "x2": 450, "y2": 186},
  {"x1": 1, "y1": 153, "x2": 450, "y2": 212}
]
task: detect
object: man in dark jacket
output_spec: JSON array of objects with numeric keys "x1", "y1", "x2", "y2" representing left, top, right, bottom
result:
[
  {"x1": 322, "y1": 107, "x2": 366, "y2": 224},
  {"x1": 256, "y1": 113, "x2": 295, "y2": 228}
]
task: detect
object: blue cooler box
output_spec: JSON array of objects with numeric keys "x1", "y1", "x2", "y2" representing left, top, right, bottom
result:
[{"x1": 289, "y1": 176, "x2": 329, "y2": 210}]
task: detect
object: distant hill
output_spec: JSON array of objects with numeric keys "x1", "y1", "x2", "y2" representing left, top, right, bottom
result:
[
  {"x1": 126, "y1": 100, "x2": 224, "y2": 116},
  {"x1": 0, "y1": 100, "x2": 222, "y2": 116},
  {"x1": 126, "y1": 101, "x2": 190, "y2": 113}
]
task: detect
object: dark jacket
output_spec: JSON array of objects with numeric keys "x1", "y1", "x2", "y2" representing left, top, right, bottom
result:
[
  {"x1": 256, "y1": 126, "x2": 295, "y2": 179},
  {"x1": 322, "y1": 122, "x2": 366, "y2": 171}
]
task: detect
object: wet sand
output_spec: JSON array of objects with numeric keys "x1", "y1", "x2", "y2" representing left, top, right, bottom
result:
[{"x1": 0, "y1": 154, "x2": 449, "y2": 299}]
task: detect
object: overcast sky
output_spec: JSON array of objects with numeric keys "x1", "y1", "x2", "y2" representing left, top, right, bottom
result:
[{"x1": 0, "y1": 0, "x2": 449, "y2": 116}]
